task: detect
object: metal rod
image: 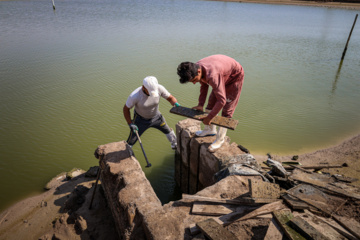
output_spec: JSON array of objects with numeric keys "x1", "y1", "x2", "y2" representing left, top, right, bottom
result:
[
  {"x1": 341, "y1": 14, "x2": 358, "y2": 61},
  {"x1": 89, "y1": 167, "x2": 101, "y2": 210},
  {"x1": 135, "y1": 130, "x2": 152, "y2": 168}
]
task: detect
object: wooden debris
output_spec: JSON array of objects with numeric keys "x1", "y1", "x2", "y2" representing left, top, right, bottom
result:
[
  {"x1": 191, "y1": 202, "x2": 250, "y2": 216},
  {"x1": 289, "y1": 216, "x2": 330, "y2": 240},
  {"x1": 196, "y1": 218, "x2": 238, "y2": 240},
  {"x1": 290, "y1": 169, "x2": 360, "y2": 200},
  {"x1": 301, "y1": 210, "x2": 351, "y2": 240},
  {"x1": 262, "y1": 165, "x2": 344, "y2": 171},
  {"x1": 264, "y1": 218, "x2": 284, "y2": 240},
  {"x1": 182, "y1": 194, "x2": 279, "y2": 205},
  {"x1": 314, "y1": 212, "x2": 358, "y2": 240},
  {"x1": 286, "y1": 184, "x2": 347, "y2": 216},
  {"x1": 189, "y1": 200, "x2": 286, "y2": 235},
  {"x1": 289, "y1": 165, "x2": 314, "y2": 174},
  {"x1": 332, "y1": 215, "x2": 360, "y2": 240},
  {"x1": 249, "y1": 179, "x2": 280, "y2": 199},
  {"x1": 333, "y1": 174, "x2": 358, "y2": 183},
  {"x1": 281, "y1": 193, "x2": 310, "y2": 210},
  {"x1": 273, "y1": 209, "x2": 306, "y2": 240},
  {"x1": 170, "y1": 106, "x2": 238, "y2": 130},
  {"x1": 232, "y1": 200, "x2": 286, "y2": 224}
]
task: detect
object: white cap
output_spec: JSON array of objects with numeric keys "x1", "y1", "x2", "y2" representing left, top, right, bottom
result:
[{"x1": 143, "y1": 76, "x2": 159, "y2": 97}]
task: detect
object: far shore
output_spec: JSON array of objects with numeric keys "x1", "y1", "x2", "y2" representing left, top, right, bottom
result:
[{"x1": 208, "y1": 0, "x2": 360, "y2": 10}]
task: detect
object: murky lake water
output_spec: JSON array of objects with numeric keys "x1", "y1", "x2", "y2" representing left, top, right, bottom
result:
[{"x1": 1, "y1": 0, "x2": 359, "y2": 211}]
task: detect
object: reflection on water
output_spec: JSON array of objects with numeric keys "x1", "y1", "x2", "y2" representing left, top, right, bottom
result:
[{"x1": 0, "y1": 0, "x2": 360, "y2": 212}]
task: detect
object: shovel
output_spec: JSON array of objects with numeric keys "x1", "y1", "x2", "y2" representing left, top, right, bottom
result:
[{"x1": 135, "y1": 130, "x2": 152, "y2": 168}]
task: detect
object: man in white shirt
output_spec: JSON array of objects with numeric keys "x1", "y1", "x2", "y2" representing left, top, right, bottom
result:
[{"x1": 123, "y1": 76, "x2": 180, "y2": 149}]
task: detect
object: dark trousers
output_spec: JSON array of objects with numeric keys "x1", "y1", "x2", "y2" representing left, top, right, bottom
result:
[{"x1": 126, "y1": 111, "x2": 171, "y2": 146}]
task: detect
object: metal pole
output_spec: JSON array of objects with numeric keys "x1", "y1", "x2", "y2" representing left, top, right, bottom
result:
[
  {"x1": 341, "y1": 14, "x2": 358, "y2": 61},
  {"x1": 89, "y1": 167, "x2": 101, "y2": 210},
  {"x1": 135, "y1": 131, "x2": 152, "y2": 168}
]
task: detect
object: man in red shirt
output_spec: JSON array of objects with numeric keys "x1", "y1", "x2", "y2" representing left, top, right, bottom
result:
[{"x1": 177, "y1": 54, "x2": 244, "y2": 152}]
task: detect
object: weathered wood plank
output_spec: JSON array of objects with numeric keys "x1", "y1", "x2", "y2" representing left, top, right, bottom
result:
[
  {"x1": 300, "y1": 210, "x2": 349, "y2": 240},
  {"x1": 281, "y1": 194, "x2": 310, "y2": 210},
  {"x1": 262, "y1": 165, "x2": 344, "y2": 170},
  {"x1": 192, "y1": 202, "x2": 235, "y2": 216},
  {"x1": 183, "y1": 194, "x2": 279, "y2": 205},
  {"x1": 286, "y1": 184, "x2": 347, "y2": 216},
  {"x1": 196, "y1": 218, "x2": 238, "y2": 240},
  {"x1": 249, "y1": 179, "x2": 280, "y2": 199},
  {"x1": 290, "y1": 169, "x2": 360, "y2": 200},
  {"x1": 313, "y1": 211, "x2": 358, "y2": 240},
  {"x1": 273, "y1": 209, "x2": 306, "y2": 240},
  {"x1": 170, "y1": 106, "x2": 239, "y2": 130},
  {"x1": 289, "y1": 216, "x2": 330, "y2": 240},
  {"x1": 332, "y1": 215, "x2": 360, "y2": 240},
  {"x1": 189, "y1": 201, "x2": 286, "y2": 235}
]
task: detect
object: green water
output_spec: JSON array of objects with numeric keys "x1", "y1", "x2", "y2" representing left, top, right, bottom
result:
[{"x1": 0, "y1": 0, "x2": 359, "y2": 212}]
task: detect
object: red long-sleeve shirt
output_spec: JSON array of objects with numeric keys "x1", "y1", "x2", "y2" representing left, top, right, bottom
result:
[{"x1": 197, "y1": 55, "x2": 244, "y2": 119}]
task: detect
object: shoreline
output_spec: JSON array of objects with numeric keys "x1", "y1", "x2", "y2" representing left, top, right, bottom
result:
[{"x1": 207, "y1": 0, "x2": 360, "y2": 10}]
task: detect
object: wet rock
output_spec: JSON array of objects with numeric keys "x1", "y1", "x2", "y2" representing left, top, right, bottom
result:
[
  {"x1": 66, "y1": 168, "x2": 85, "y2": 180},
  {"x1": 85, "y1": 166, "x2": 99, "y2": 178}
]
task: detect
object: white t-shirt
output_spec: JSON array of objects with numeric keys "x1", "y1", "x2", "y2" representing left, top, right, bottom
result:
[{"x1": 125, "y1": 85, "x2": 171, "y2": 119}]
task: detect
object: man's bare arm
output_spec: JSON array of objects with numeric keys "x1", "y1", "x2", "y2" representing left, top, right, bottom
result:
[{"x1": 123, "y1": 104, "x2": 132, "y2": 125}]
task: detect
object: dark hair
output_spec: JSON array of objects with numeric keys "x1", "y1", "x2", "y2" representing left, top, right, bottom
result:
[{"x1": 177, "y1": 62, "x2": 199, "y2": 84}]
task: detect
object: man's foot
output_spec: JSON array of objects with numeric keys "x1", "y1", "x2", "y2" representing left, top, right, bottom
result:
[
  {"x1": 207, "y1": 127, "x2": 227, "y2": 152},
  {"x1": 195, "y1": 124, "x2": 217, "y2": 137}
]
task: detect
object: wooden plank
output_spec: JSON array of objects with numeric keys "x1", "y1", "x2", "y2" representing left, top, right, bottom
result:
[
  {"x1": 170, "y1": 106, "x2": 238, "y2": 130},
  {"x1": 192, "y1": 202, "x2": 237, "y2": 216},
  {"x1": 273, "y1": 209, "x2": 306, "y2": 240},
  {"x1": 300, "y1": 210, "x2": 350, "y2": 240},
  {"x1": 289, "y1": 216, "x2": 330, "y2": 240},
  {"x1": 281, "y1": 193, "x2": 310, "y2": 210},
  {"x1": 183, "y1": 194, "x2": 279, "y2": 205},
  {"x1": 286, "y1": 184, "x2": 347, "y2": 216},
  {"x1": 189, "y1": 200, "x2": 286, "y2": 235},
  {"x1": 290, "y1": 169, "x2": 360, "y2": 200},
  {"x1": 196, "y1": 218, "x2": 238, "y2": 240},
  {"x1": 249, "y1": 179, "x2": 280, "y2": 199},
  {"x1": 313, "y1": 212, "x2": 358, "y2": 240},
  {"x1": 264, "y1": 218, "x2": 284, "y2": 240},
  {"x1": 262, "y1": 165, "x2": 344, "y2": 170},
  {"x1": 332, "y1": 215, "x2": 360, "y2": 240}
]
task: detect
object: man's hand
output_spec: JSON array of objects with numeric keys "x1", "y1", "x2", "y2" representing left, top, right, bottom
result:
[
  {"x1": 129, "y1": 123, "x2": 138, "y2": 133},
  {"x1": 192, "y1": 105, "x2": 203, "y2": 112},
  {"x1": 201, "y1": 115, "x2": 213, "y2": 125}
]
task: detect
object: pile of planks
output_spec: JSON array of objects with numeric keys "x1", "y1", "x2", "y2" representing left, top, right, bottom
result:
[{"x1": 185, "y1": 160, "x2": 360, "y2": 240}]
